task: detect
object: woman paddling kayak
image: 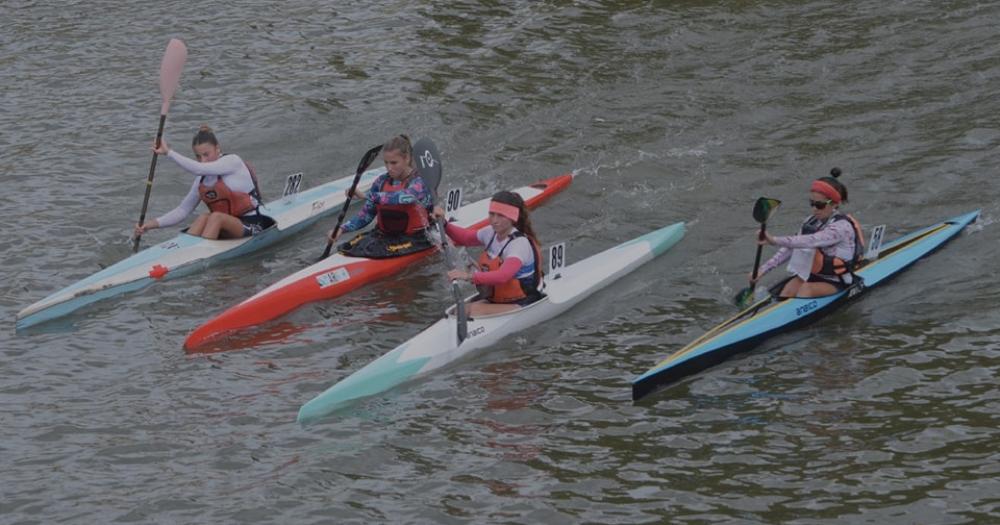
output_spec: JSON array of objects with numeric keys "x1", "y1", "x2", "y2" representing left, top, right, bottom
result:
[
  {"x1": 134, "y1": 124, "x2": 267, "y2": 240},
  {"x1": 752, "y1": 168, "x2": 864, "y2": 298},
  {"x1": 439, "y1": 190, "x2": 543, "y2": 317},
  {"x1": 327, "y1": 135, "x2": 434, "y2": 257}
]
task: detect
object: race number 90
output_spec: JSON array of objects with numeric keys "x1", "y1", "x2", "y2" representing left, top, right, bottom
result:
[{"x1": 445, "y1": 188, "x2": 463, "y2": 215}]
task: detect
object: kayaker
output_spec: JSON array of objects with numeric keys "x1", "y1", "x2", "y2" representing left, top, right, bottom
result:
[
  {"x1": 134, "y1": 124, "x2": 266, "y2": 240},
  {"x1": 438, "y1": 190, "x2": 543, "y2": 316},
  {"x1": 753, "y1": 168, "x2": 864, "y2": 298},
  {"x1": 327, "y1": 135, "x2": 434, "y2": 257}
]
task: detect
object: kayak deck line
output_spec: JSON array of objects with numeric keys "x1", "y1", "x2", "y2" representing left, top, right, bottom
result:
[
  {"x1": 297, "y1": 221, "x2": 686, "y2": 423},
  {"x1": 183, "y1": 173, "x2": 576, "y2": 351},
  {"x1": 15, "y1": 166, "x2": 386, "y2": 331},
  {"x1": 632, "y1": 210, "x2": 979, "y2": 402}
]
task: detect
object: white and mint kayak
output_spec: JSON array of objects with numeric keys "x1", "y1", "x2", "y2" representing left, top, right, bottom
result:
[
  {"x1": 297, "y1": 221, "x2": 686, "y2": 423},
  {"x1": 16, "y1": 167, "x2": 385, "y2": 330}
]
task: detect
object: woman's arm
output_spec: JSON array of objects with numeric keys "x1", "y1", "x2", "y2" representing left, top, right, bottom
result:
[
  {"x1": 444, "y1": 222, "x2": 482, "y2": 247},
  {"x1": 167, "y1": 150, "x2": 246, "y2": 178},
  {"x1": 772, "y1": 221, "x2": 853, "y2": 249},
  {"x1": 154, "y1": 180, "x2": 201, "y2": 228},
  {"x1": 471, "y1": 257, "x2": 522, "y2": 285},
  {"x1": 757, "y1": 246, "x2": 792, "y2": 277},
  {"x1": 340, "y1": 177, "x2": 384, "y2": 233}
]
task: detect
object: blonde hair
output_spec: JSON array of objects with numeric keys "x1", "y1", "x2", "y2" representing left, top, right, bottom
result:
[
  {"x1": 192, "y1": 124, "x2": 219, "y2": 147},
  {"x1": 382, "y1": 134, "x2": 413, "y2": 167}
]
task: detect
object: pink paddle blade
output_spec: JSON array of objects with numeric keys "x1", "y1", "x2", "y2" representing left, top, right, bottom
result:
[{"x1": 158, "y1": 38, "x2": 187, "y2": 115}]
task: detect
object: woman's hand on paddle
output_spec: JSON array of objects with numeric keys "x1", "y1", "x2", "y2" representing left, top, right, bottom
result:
[
  {"x1": 344, "y1": 187, "x2": 365, "y2": 200},
  {"x1": 152, "y1": 139, "x2": 170, "y2": 156},
  {"x1": 134, "y1": 220, "x2": 158, "y2": 236},
  {"x1": 747, "y1": 271, "x2": 761, "y2": 285},
  {"x1": 757, "y1": 232, "x2": 775, "y2": 246},
  {"x1": 327, "y1": 227, "x2": 343, "y2": 243}
]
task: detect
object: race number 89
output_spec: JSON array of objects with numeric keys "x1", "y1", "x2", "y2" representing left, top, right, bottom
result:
[{"x1": 548, "y1": 242, "x2": 566, "y2": 277}]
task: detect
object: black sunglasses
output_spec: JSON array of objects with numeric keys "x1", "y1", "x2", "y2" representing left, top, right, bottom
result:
[{"x1": 809, "y1": 199, "x2": 833, "y2": 210}]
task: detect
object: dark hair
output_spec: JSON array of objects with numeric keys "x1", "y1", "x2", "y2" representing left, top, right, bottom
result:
[
  {"x1": 491, "y1": 190, "x2": 537, "y2": 245},
  {"x1": 383, "y1": 134, "x2": 414, "y2": 168},
  {"x1": 817, "y1": 167, "x2": 848, "y2": 203},
  {"x1": 192, "y1": 124, "x2": 219, "y2": 147}
]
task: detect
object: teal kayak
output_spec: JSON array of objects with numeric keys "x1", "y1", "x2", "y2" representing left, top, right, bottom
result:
[
  {"x1": 16, "y1": 167, "x2": 384, "y2": 330},
  {"x1": 632, "y1": 210, "x2": 980, "y2": 401},
  {"x1": 299, "y1": 221, "x2": 686, "y2": 423}
]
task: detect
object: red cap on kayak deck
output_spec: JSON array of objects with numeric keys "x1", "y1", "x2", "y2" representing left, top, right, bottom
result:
[{"x1": 149, "y1": 264, "x2": 169, "y2": 279}]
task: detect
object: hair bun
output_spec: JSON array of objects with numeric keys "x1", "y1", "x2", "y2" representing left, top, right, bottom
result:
[
  {"x1": 198, "y1": 124, "x2": 213, "y2": 133},
  {"x1": 829, "y1": 167, "x2": 842, "y2": 178}
]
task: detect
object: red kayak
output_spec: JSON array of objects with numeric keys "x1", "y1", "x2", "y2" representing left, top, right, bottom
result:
[{"x1": 184, "y1": 173, "x2": 574, "y2": 351}]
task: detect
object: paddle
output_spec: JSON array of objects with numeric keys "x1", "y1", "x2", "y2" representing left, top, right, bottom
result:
[
  {"x1": 437, "y1": 219, "x2": 468, "y2": 343},
  {"x1": 318, "y1": 144, "x2": 384, "y2": 260},
  {"x1": 411, "y1": 137, "x2": 443, "y2": 197},
  {"x1": 410, "y1": 139, "x2": 466, "y2": 342},
  {"x1": 133, "y1": 38, "x2": 188, "y2": 252},
  {"x1": 734, "y1": 197, "x2": 782, "y2": 308}
]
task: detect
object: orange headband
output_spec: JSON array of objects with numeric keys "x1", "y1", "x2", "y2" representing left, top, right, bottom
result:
[
  {"x1": 811, "y1": 180, "x2": 842, "y2": 204},
  {"x1": 489, "y1": 201, "x2": 520, "y2": 221}
]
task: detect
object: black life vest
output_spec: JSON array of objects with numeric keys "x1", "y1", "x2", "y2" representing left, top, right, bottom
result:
[{"x1": 800, "y1": 213, "x2": 865, "y2": 280}]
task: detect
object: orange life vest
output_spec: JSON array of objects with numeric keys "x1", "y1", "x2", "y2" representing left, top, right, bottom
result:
[
  {"x1": 198, "y1": 177, "x2": 257, "y2": 217},
  {"x1": 375, "y1": 174, "x2": 430, "y2": 235},
  {"x1": 476, "y1": 231, "x2": 542, "y2": 304},
  {"x1": 807, "y1": 213, "x2": 865, "y2": 279}
]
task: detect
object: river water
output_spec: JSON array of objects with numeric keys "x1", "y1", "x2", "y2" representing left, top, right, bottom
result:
[{"x1": 3, "y1": 1, "x2": 998, "y2": 523}]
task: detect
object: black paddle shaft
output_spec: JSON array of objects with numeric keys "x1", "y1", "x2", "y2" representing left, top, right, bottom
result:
[
  {"x1": 132, "y1": 114, "x2": 167, "y2": 252},
  {"x1": 437, "y1": 219, "x2": 468, "y2": 343},
  {"x1": 319, "y1": 144, "x2": 384, "y2": 260},
  {"x1": 749, "y1": 222, "x2": 767, "y2": 282}
]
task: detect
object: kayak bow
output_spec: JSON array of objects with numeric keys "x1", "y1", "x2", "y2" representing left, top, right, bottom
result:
[
  {"x1": 183, "y1": 173, "x2": 575, "y2": 351},
  {"x1": 298, "y1": 221, "x2": 686, "y2": 423},
  {"x1": 632, "y1": 209, "x2": 980, "y2": 401},
  {"x1": 16, "y1": 167, "x2": 385, "y2": 330}
]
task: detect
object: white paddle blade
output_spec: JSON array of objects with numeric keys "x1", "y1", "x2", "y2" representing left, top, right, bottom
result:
[
  {"x1": 865, "y1": 224, "x2": 886, "y2": 260},
  {"x1": 159, "y1": 38, "x2": 188, "y2": 114}
]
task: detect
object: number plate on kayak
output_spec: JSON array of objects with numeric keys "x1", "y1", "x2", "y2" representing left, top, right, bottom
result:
[{"x1": 316, "y1": 268, "x2": 350, "y2": 288}]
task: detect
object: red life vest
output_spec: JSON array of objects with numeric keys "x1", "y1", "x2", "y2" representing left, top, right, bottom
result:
[
  {"x1": 374, "y1": 173, "x2": 430, "y2": 235},
  {"x1": 197, "y1": 159, "x2": 260, "y2": 217},
  {"x1": 807, "y1": 213, "x2": 865, "y2": 279},
  {"x1": 476, "y1": 231, "x2": 542, "y2": 304},
  {"x1": 199, "y1": 178, "x2": 256, "y2": 217}
]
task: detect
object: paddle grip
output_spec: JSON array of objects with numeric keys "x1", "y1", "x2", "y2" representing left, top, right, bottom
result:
[{"x1": 133, "y1": 114, "x2": 167, "y2": 252}]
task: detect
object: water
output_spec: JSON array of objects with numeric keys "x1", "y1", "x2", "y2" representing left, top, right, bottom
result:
[{"x1": 3, "y1": 1, "x2": 999, "y2": 523}]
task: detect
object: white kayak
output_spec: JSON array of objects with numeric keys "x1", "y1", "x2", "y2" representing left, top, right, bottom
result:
[
  {"x1": 297, "y1": 221, "x2": 686, "y2": 423},
  {"x1": 16, "y1": 167, "x2": 385, "y2": 330}
]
